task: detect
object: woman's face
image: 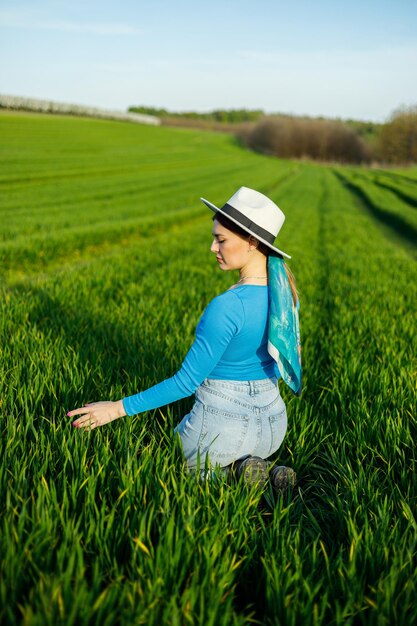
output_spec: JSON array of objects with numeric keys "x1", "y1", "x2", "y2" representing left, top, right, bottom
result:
[{"x1": 210, "y1": 218, "x2": 252, "y2": 271}]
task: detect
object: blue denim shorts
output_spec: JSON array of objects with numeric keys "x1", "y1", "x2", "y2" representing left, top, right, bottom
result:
[{"x1": 174, "y1": 377, "x2": 287, "y2": 470}]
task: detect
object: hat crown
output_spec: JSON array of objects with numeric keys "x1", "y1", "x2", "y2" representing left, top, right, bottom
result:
[{"x1": 227, "y1": 186, "x2": 285, "y2": 236}]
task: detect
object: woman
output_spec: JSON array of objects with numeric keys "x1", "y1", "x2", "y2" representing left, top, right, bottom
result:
[{"x1": 68, "y1": 187, "x2": 302, "y2": 491}]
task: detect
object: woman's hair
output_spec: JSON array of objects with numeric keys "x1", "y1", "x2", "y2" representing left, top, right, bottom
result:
[{"x1": 213, "y1": 211, "x2": 299, "y2": 305}]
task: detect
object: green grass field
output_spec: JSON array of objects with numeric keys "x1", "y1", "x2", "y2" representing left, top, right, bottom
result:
[{"x1": 1, "y1": 111, "x2": 416, "y2": 626}]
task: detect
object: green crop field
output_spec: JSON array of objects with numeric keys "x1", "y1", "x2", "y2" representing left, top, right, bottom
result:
[{"x1": 1, "y1": 111, "x2": 416, "y2": 626}]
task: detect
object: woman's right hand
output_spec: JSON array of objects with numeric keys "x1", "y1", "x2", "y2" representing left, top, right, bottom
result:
[{"x1": 68, "y1": 400, "x2": 126, "y2": 430}]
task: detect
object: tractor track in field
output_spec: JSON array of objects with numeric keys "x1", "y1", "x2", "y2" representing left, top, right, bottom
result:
[
  {"x1": 332, "y1": 170, "x2": 417, "y2": 254},
  {"x1": 351, "y1": 171, "x2": 417, "y2": 209},
  {"x1": 0, "y1": 212, "x2": 208, "y2": 288},
  {"x1": 371, "y1": 178, "x2": 417, "y2": 208}
]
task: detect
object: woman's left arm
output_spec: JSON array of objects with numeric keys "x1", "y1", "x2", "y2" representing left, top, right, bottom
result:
[{"x1": 68, "y1": 400, "x2": 126, "y2": 430}]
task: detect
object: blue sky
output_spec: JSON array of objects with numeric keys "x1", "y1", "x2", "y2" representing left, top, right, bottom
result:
[{"x1": 1, "y1": 0, "x2": 416, "y2": 122}]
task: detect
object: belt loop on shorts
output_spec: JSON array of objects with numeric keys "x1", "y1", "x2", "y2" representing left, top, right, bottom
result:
[{"x1": 249, "y1": 381, "x2": 256, "y2": 396}]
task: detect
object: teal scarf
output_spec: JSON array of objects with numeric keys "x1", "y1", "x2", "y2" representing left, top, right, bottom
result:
[{"x1": 267, "y1": 256, "x2": 302, "y2": 396}]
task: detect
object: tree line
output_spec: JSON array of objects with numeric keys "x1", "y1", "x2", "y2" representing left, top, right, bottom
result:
[
  {"x1": 129, "y1": 104, "x2": 417, "y2": 165},
  {"x1": 128, "y1": 106, "x2": 264, "y2": 123}
]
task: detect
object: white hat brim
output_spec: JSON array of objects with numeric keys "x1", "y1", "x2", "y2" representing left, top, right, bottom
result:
[{"x1": 200, "y1": 197, "x2": 291, "y2": 259}]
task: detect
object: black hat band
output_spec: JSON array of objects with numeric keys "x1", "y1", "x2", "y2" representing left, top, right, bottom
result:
[{"x1": 221, "y1": 203, "x2": 276, "y2": 245}]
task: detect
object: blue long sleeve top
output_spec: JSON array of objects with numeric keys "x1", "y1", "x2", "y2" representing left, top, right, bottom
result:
[{"x1": 122, "y1": 285, "x2": 278, "y2": 416}]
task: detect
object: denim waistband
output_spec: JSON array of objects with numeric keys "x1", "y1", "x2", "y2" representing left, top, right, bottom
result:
[{"x1": 201, "y1": 377, "x2": 278, "y2": 394}]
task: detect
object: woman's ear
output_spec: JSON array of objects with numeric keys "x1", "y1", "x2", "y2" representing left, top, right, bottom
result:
[{"x1": 248, "y1": 236, "x2": 260, "y2": 250}]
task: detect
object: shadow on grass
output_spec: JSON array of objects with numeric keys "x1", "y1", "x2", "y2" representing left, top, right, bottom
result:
[
  {"x1": 334, "y1": 171, "x2": 417, "y2": 249},
  {"x1": 373, "y1": 177, "x2": 417, "y2": 209}
]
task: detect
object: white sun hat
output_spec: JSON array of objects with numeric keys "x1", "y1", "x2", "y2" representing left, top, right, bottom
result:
[{"x1": 200, "y1": 186, "x2": 290, "y2": 259}]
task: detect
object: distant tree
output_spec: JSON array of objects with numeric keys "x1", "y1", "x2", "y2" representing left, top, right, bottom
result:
[{"x1": 377, "y1": 105, "x2": 417, "y2": 163}]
